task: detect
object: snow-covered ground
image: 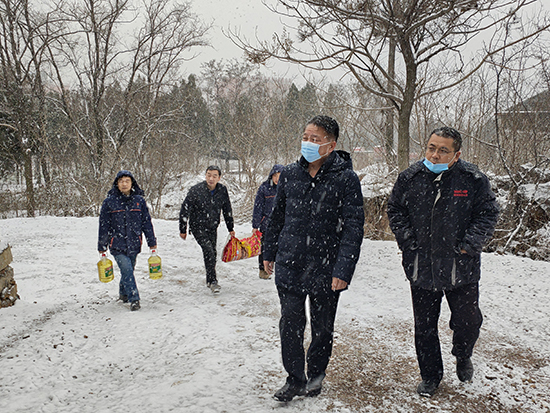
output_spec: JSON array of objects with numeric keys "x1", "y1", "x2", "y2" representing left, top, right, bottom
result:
[{"x1": 1, "y1": 217, "x2": 549, "y2": 412}]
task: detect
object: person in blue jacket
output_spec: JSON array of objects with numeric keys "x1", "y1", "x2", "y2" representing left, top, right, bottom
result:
[
  {"x1": 263, "y1": 115, "x2": 364, "y2": 402},
  {"x1": 98, "y1": 170, "x2": 157, "y2": 311},
  {"x1": 252, "y1": 164, "x2": 284, "y2": 279},
  {"x1": 387, "y1": 127, "x2": 499, "y2": 397}
]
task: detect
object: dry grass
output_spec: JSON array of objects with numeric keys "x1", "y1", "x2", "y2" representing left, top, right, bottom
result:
[{"x1": 319, "y1": 320, "x2": 549, "y2": 413}]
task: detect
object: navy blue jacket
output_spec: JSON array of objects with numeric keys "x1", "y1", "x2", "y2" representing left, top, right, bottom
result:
[
  {"x1": 263, "y1": 151, "x2": 364, "y2": 293},
  {"x1": 179, "y1": 181, "x2": 234, "y2": 235},
  {"x1": 98, "y1": 171, "x2": 157, "y2": 256},
  {"x1": 252, "y1": 164, "x2": 284, "y2": 233},
  {"x1": 387, "y1": 159, "x2": 499, "y2": 291}
]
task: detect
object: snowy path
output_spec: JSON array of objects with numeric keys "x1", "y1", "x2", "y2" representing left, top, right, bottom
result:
[
  {"x1": 0, "y1": 218, "x2": 335, "y2": 412},
  {"x1": 1, "y1": 217, "x2": 549, "y2": 412}
]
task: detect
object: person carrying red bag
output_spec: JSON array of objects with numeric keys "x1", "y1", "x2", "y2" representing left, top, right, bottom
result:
[
  {"x1": 179, "y1": 166, "x2": 235, "y2": 294},
  {"x1": 252, "y1": 164, "x2": 283, "y2": 279}
]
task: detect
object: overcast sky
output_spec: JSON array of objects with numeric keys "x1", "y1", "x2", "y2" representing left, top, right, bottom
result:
[
  {"x1": 184, "y1": 0, "x2": 548, "y2": 84},
  {"x1": 186, "y1": 0, "x2": 313, "y2": 81}
]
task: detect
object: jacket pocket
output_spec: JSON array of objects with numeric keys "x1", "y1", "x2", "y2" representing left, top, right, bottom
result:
[
  {"x1": 412, "y1": 252, "x2": 419, "y2": 282},
  {"x1": 451, "y1": 258, "x2": 457, "y2": 286},
  {"x1": 402, "y1": 249, "x2": 419, "y2": 282},
  {"x1": 455, "y1": 253, "x2": 475, "y2": 284}
]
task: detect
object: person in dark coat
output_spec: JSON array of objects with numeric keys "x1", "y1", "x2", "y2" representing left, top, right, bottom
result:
[
  {"x1": 179, "y1": 165, "x2": 235, "y2": 293},
  {"x1": 98, "y1": 170, "x2": 157, "y2": 311},
  {"x1": 387, "y1": 126, "x2": 499, "y2": 397},
  {"x1": 252, "y1": 164, "x2": 284, "y2": 279},
  {"x1": 263, "y1": 115, "x2": 364, "y2": 402}
]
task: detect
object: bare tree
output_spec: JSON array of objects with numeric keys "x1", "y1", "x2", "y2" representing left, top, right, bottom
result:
[
  {"x1": 47, "y1": 0, "x2": 209, "y2": 205},
  {"x1": 234, "y1": 0, "x2": 550, "y2": 171},
  {"x1": 202, "y1": 60, "x2": 276, "y2": 196},
  {"x1": 0, "y1": 0, "x2": 59, "y2": 216}
]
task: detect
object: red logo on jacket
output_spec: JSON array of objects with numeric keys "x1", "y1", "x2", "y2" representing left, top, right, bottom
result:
[{"x1": 454, "y1": 190, "x2": 468, "y2": 197}]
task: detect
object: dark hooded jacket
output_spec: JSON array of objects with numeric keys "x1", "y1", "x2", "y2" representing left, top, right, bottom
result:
[
  {"x1": 179, "y1": 181, "x2": 234, "y2": 235},
  {"x1": 263, "y1": 151, "x2": 364, "y2": 293},
  {"x1": 387, "y1": 159, "x2": 499, "y2": 291},
  {"x1": 252, "y1": 164, "x2": 284, "y2": 233},
  {"x1": 98, "y1": 170, "x2": 157, "y2": 256}
]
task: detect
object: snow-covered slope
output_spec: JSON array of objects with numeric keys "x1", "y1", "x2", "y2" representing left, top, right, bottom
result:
[{"x1": 0, "y1": 217, "x2": 548, "y2": 412}]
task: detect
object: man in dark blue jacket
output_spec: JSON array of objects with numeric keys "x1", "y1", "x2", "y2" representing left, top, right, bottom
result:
[
  {"x1": 252, "y1": 164, "x2": 284, "y2": 279},
  {"x1": 179, "y1": 166, "x2": 235, "y2": 293},
  {"x1": 263, "y1": 115, "x2": 364, "y2": 402},
  {"x1": 98, "y1": 170, "x2": 157, "y2": 311},
  {"x1": 387, "y1": 127, "x2": 499, "y2": 397}
]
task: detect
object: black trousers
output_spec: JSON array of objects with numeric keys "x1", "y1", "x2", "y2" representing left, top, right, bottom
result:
[
  {"x1": 277, "y1": 284, "x2": 340, "y2": 386},
  {"x1": 411, "y1": 283, "x2": 483, "y2": 383},
  {"x1": 193, "y1": 229, "x2": 217, "y2": 284},
  {"x1": 258, "y1": 233, "x2": 265, "y2": 271}
]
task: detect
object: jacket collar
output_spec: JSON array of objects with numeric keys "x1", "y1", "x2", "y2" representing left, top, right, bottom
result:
[{"x1": 298, "y1": 150, "x2": 353, "y2": 176}]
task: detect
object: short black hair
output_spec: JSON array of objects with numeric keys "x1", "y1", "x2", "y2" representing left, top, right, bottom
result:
[
  {"x1": 430, "y1": 126, "x2": 462, "y2": 151},
  {"x1": 307, "y1": 115, "x2": 339, "y2": 141},
  {"x1": 206, "y1": 165, "x2": 222, "y2": 176}
]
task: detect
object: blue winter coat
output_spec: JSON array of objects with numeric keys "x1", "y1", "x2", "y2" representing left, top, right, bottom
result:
[
  {"x1": 387, "y1": 159, "x2": 499, "y2": 291},
  {"x1": 263, "y1": 151, "x2": 364, "y2": 293},
  {"x1": 98, "y1": 171, "x2": 157, "y2": 256},
  {"x1": 252, "y1": 164, "x2": 284, "y2": 233}
]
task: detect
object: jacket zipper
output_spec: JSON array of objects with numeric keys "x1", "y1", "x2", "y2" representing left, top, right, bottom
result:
[{"x1": 430, "y1": 174, "x2": 443, "y2": 289}]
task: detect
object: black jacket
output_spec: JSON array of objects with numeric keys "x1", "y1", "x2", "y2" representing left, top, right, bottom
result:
[
  {"x1": 98, "y1": 170, "x2": 157, "y2": 256},
  {"x1": 263, "y1": 151, "x2": 364, "y2": 293},
  {"x1": 387, "y1": 159, "x2": 499, "y2": 291},
  {"x1": 179, "y1": 181, "x2": 234, "y2": 235}
]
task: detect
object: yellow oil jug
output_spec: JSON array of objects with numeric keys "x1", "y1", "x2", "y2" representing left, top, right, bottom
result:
[
  {"x1": 148, "y1": 249, "x2": 162, "y2": 279},
  {"x1": 97, "y1": 253, "x2": 114, "y2": 283}
]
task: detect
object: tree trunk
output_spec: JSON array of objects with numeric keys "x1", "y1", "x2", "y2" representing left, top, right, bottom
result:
[
  {"x1": 397, "y1": 46, "x2": 418, "y2": 172},
  {"x1": 41, "y1": 156, "x2": 51, "y2": 188},
  {"x1": 397, "y1": 106, "x2": 412, "y2": 172},
  {"x1": 385, "y1": 38, "x2": 396, "y2": 171},
  {"x1": 23, "y1": 151, "x2": 35, "y2": 217}
]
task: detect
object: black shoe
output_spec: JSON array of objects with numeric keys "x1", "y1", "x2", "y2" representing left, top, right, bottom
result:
[
  {"x1": 209, "y1": 282, "x2": 221, "y2": 293},
  {"x1": 306, "y1": 373, "x2": 325, "y2": 397},
  {"x1": 130, "y1": 301, "x2": 140, "y2": 311},
  {"x1": 273, "y1": 382, "x2": 306, "y2": 402},
  {"x1": 457, "y1": 357, "x2": 474, "y2": 382},
  {"x1": 119, "y1": 295, "x2": 128, "y2": 303},
  {"x1": 416, "y1": 380, "x2": 439, "y2": 397}
]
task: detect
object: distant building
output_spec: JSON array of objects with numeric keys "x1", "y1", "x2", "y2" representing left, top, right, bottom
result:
[
  {"x1": 477, "y1": 89, "x2": 550, "y2": 173},
  {"x1": 497, "y1": 90, "x2": 550, "y2": 134}
]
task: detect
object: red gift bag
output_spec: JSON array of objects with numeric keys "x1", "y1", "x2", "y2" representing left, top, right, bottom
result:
[{"x1": 222, "y1": 230, "x2": 262, "y2": 262}]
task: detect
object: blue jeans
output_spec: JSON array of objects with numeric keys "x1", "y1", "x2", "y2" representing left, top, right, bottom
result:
[{"x1": 113, "y1": 254, "x2": 139, "y2": 302}]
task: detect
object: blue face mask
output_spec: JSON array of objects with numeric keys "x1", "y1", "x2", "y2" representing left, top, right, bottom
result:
[
  {"x1": 301, "y1": 141, "x2": 330, "y2": 163},
  {"x1": 423, "y1": 154, "x2": 457, "y2": 174}
]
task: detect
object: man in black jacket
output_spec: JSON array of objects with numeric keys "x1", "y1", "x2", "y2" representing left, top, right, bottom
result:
[
  {"x1": 387, "y1": 127, "x2": 499, "y2": 397},
  {"x1": 179, "y1": 166, "x2": 235, "y2": 293},
  {"x1": 263, "y1": 115, "x2": 364, "y2": 402}
]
